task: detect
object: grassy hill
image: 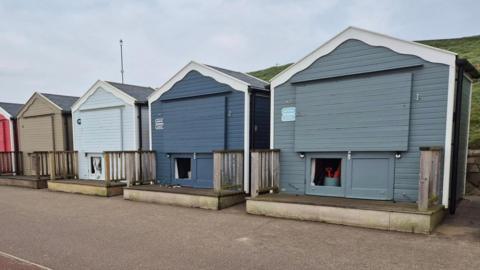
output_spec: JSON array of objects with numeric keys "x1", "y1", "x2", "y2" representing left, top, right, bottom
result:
[{"x1": 248, "y1": 35, "x2": 480, "y2": 147}]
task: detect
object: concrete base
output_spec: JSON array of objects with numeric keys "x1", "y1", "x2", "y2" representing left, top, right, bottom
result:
[
  {"x1": 124, "y1": 186, "x2": 245, "y2": 210},
  {"x1": 48, "y1": 180, "x2": 125, "y2": 197},
  {"x1": 0, "y1": 176, "x2": 48, "y2": 189},
  {"x1": 247, "y1": 197, "x2": 446, "y2": 234}
]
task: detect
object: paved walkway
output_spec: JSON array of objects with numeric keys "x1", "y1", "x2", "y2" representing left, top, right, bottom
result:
[{"x1": 0, "y1": 186, "x2": 479, "y2": 270}]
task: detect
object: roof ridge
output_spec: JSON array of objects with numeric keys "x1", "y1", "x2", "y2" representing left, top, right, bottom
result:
[
  {"x1": 106, "y1": 81, "x2": 154, "y2": 89},
  {"x1": 40, "y1": 92, "x2": 79, "y2": 98}
]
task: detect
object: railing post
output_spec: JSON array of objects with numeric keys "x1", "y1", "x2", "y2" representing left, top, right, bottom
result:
[
  {"x1": 104, "y1": 152, "x2": 111, "y2": 187},
  {"x1": 273, "y1": 150, "x2": 280, "y2": 192},
  {"x1": 213, "y1": 151, "x2": 222, "y2": 193},
  {"x1": 418, "y1": 147, "x2": 443, "y2": 211},
  {"x1": 251, "y1": 151, "x2": 260, "y2": 198},
  {"x1": 49, "y1": 151, "x2": 56, "y2": 181},
  {"x1": 34, "y1": 153, "x2": 40, "y2": 180}
]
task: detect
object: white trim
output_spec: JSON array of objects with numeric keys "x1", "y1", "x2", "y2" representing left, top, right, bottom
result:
[
  {"x1": 72, "y1": 109, "x2": 77, "y2": 151},
  {"x1": 148, "y1": 103, "x2": 152, "y2": 151},
  {"x1": 442, "y1": 65, "x2": 457, "y2": 207},
  {"x1": 269, "y1": 85, "x2": 275, "y2": 149},
  {"x1": 148, "y1": 61, "x2": 250, "y2": 104},
  {"x1": 271, "y1": 26, "x2": 457, "y2": 88},
  {"x1": 133, "y1": 104, "x2": 139, "y2": 150},
  {"x1": 244, "y1": 91, "x2": 250, "y2": 193},
  {"x1": 71, "y1": 80, "x2": 136, "y2": 112},
  {"x1": 0, "y1": 106, "x2": 12, "y2": 119},
  {"x1": 464, "y1": 73, "x2": 474, "y2": 83}
]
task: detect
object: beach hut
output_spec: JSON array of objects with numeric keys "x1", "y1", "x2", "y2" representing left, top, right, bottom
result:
[
  {"x1": 0, "y1": 102, "x2": 23, "y2": 175},
  {"x1": 0, "y1": 102, "x2": 22, "y2": 152},
  {"x1": 16, "y1": 92, "x2": 78, "y2": 177},
  {"x1": 246, "y1": 27, "x2": 480, "y2": 233},
  {"x1": 71, "y1": 80, "x2": 154, "y2": 181},
  {"x1": 124, "y1": 61, "x2": 270, "y2": 209}
]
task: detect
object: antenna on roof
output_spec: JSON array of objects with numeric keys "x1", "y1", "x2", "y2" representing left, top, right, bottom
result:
[{"x1": 119, "y1": 39, "x2": 125, "y2": 84}]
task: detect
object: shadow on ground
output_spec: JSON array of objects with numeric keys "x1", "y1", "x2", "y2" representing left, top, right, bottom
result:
[{"x1": 434, "y1": 196, "x2": 480, "y2": 241}]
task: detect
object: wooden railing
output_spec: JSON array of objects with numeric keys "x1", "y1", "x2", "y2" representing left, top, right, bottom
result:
[
  {"x1": 49, "y1": 151, "x2": 78, "y2": 180},
  {"x1": 32, "y1": 151, "x2": 79, "y2": 180},
  {"x1": 104, "y1": 151, "x2": 156, "y2": 187},
  {"x1": 0, "y1": 151, "x2": 23, "y2": 175},
  {"x1": 250, "y1": 149, "x2": 280, "y2": 198},
  {"x1": 213, "y1": 150, "x2": 244, "y2": 193},
  {"x1": 31, "y1": 152, "x2": 50, "y2": 179},
  {"x1": 418, "y1": 147, "x2": 443, "y2": 211}
]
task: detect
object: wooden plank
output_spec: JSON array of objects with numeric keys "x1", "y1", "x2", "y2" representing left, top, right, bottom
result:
[
  {"x1": 104, "y1": 153, "x2": 111, "y2": 186},
  {"x1": 48, "y1": 152, "x2": 55, "y2": 180},
  {"x1": 430, "y1": 150, "x2": 441, "y2": 202},
  {"x1": 418, "y1": 150, "x2": 432, "y2": 211},
  {"x1": 251, "y1": 152, "x2": 260, "y2": 198},
  {"x1": 213, "y1": 152, "x2": 222, "y2": 192},
  {"x1": 151, "y1": 152, "x2": 156, "y2": 183},
  {"x1": 273, "y1": 151, "x2": 280, "y2": 190}
]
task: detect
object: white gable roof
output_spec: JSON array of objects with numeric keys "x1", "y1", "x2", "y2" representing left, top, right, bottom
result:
[
  {"x1": 271, "y1": 26, "x2": 457, "y2": 88},
  {"x1": 148, "y1": 61, "x2": 250, "y2": 104},
  {"x1": 71, "y1": 80, "x2": 137, "y2": 112}
]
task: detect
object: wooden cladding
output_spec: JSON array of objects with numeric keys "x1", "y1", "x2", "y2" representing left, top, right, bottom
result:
[
  {"x1": 213, "y1": 150, "x2": 244, "y2": 193},
  {"x1": 0, "y1": 151, "x2": 23, "y2": 175},
  {"x1": 251, "y1": 150, "x2": 280, "y2": 198},
  {"x1": 104, "y1": 151, "x2": 156, "y2": 187}
]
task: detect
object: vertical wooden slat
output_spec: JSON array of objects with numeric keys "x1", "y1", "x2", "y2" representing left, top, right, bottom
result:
[
  {"x1": 213, "y1": 152, "x2": 222, "y2": 192},
  {"x1": 49, "y1": 152, "x2": 56, "y2": 180},
  {"x1": 104, "y1": 153, "x2": 111, "y2": 186}
]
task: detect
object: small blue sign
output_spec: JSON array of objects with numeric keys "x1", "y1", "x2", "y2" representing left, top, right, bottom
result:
[{"x1": 281, "y1": 107, "x2": 296, "y2": 122}]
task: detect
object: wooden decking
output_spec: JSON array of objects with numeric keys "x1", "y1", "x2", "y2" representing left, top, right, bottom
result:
[
  {"x1": 124, "y1": 185, "x2": 245, "y2": 210},
  {"x1": 247, "y1": 193, "x2": 446, "y2": 234},
  {"x1": 0, "y1": 175, "x2": 49, "y2": 189},
  {"x1": 48, "y1": 179, "x2": 126, "y2": 197},
  {"x1": 250, "y1": 193, "x2": 442, "y2": 214},
  {"x1": 126, "y1": 185, "x2": 243, "y2": 197}
]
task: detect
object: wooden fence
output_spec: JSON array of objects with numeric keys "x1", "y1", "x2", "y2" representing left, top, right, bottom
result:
[
  {"x1": 251, "y1": 149, "x2": 280, "y2": 198},
  {"x1": 31, "y1": 151, "x2": 79, "y2": 180},
  {"x1": 213, "y1": 150, "x2": 244, "y2": 193},
  {"x1": 418, "y1": 147, "x2": 443, "y2": 211},
  {"x1": 104, "y1": 151, "x2": 156, "y2": 187},
  {"x1": 49, "y1": 151, "x2": 78, "y2": 180},
  {"x1": 0, "y1": 151, "x2": 23, "y2": 175}
]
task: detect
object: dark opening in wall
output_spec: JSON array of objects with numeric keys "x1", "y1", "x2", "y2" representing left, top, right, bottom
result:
[
  {"x1": 90, "y1": 156, "x2": 102, "y2": 175},
  {"x1": 311, "y1": 158, "x2": 341, "y2": 187},
  {"x1": 175, "y1": 158, "x2": 191, "y2": 179}
]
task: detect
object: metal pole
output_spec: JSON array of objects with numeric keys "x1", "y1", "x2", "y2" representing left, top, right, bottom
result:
[{"x1": 120, "y1": 39, "x2": 125, "y2": 84}]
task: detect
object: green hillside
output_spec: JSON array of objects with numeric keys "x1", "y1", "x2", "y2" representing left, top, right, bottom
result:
[{"x1": 248, "y1": 35, "x2": 480, "y2": 147}]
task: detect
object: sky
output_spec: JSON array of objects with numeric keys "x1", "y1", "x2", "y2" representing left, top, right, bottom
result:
[{"x1": 0, "y1": 0, "x2": 478, "y2": 103}]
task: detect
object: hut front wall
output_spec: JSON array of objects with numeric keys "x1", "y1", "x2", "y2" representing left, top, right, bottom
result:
[
  {"x1": 274, "y1": 39, "x2": 450, "y2": 202},
  {"x1": 151, "y1": 70, "x2": 245, "y2": 188},
  {"x1": 18, "y1": 96, "x2": 66, "y2": 175},
  {"x1": 73, "y1": 87, "x2": 136, "y2": 180}
]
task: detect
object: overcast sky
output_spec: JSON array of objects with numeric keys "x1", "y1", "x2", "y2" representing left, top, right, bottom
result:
[{"x1": 1, "y1": 0, "x2": 478, "y2": 103}]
